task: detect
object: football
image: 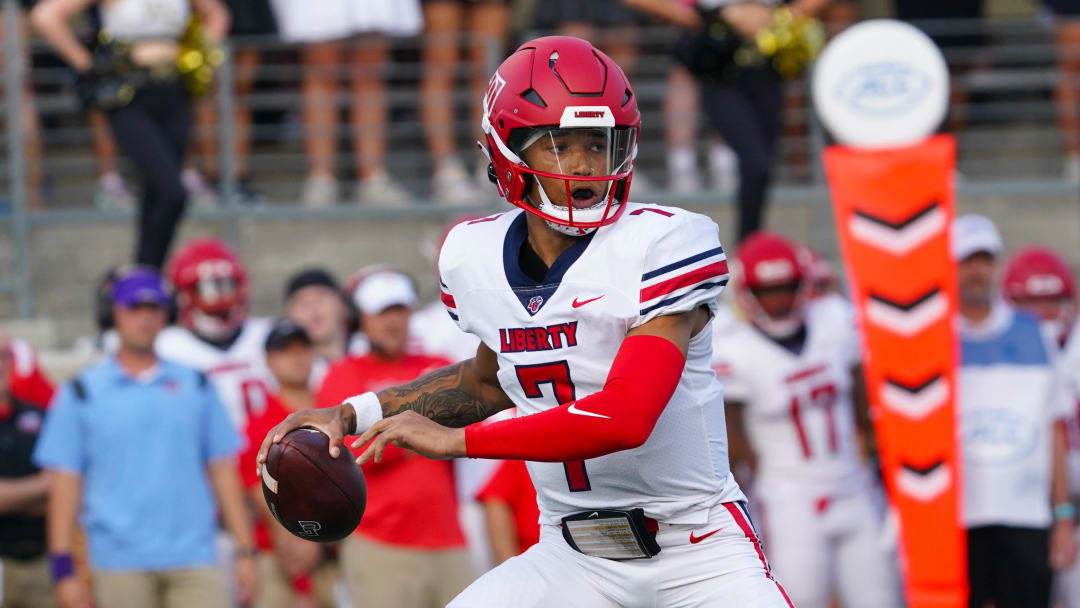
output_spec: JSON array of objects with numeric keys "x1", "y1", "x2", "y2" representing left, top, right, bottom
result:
[{"x1": 261, "y1": 428, "x2": 367, "y2": 542}]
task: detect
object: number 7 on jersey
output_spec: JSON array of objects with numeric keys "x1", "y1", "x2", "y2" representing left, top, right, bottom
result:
[{"x1": 515, "y1": 361, "x2": 591, "y2": 492}]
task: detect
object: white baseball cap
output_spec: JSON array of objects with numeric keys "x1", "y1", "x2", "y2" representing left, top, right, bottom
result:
[
  {"x1": 352, "y1": 270, "x2": 418, "y2": 316},
  {"x1": 952, "y1": 214, "x2": 1003, "y2": 261}
]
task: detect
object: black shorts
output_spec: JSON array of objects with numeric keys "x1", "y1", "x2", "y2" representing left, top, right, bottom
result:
[
  {"x1": 967, "y1": 525, "x2": 1051, "y2": 608},
  {"x1": 223, "y1": 0, "x2": 277, "y2": 37}
]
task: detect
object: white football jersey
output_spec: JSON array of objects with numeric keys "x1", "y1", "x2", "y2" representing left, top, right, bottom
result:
[
  {"x1": 410, "y1": 302, "x2": 483, "y2": 363},
  {"x1": 439, "y1": 204, "x2": 744, "y2": 526},
  {"x1": 155, "y1": 318, "x2": 275, "y2": 429},
  {"x1": 712, "y1": 299, "x2": 866, "y2": 493}
]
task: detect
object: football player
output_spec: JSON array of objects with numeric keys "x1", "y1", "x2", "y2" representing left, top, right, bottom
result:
[
  {"x1": 157, "y1": 238, "x2": 275, "y2": 428},
  {"x1": 1021, "y1": 248, "x2": 1080, "y2": 606},
  {"x1": 259, "y1": 35, "x2": 793, "y2": 607},
  {"x1": 1002, "y1": 246, "x2": 1077, "y2": 350},
  {"x1": 713, "y1": 231, "x2": 902, "y2": 608}
]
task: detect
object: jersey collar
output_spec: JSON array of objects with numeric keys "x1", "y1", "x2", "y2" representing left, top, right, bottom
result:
[{"x1": 502, "y1": 212, "x2": 594, "y2": 316}]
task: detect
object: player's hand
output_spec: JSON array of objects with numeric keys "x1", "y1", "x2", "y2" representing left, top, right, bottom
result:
[
  {"x1": 256, "y1": 405, "x2": 352, "y2": 478},
  {"x1": 55, "y1": 577, "x2": 92, "y2": 608},
  {"x1": 234, "y1": 553, "x2": 258, "y2": 605},
  {"x1": 352, "y1": 411, "x2": 467, "y2": 464},
  {"x1": 1051, "y1": 518, "x2": 1078, "y2": 570}
]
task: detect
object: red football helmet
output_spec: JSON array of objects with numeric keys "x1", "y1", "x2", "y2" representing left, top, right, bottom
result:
[
  {"x1": 1002, "y1": 246, "x2": 1077, "y2": 343},
  {"x1": 734, "y1": 232, "x2": 809, "y2": 338},
  {"x1": 167, "y1": 238, "x2": 249, "y2": 341},
  {"x1": 797, "y1": 244, "x2": 839, "y2": 300},
  {"x1": 479, "y1": 36, "x2": 641, "y2": 236}
]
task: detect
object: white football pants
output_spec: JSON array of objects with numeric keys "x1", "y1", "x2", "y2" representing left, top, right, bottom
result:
[
  {"x1": 448, "y1": 501, "x2": 794, "y2": 608},
  {"x1": 752, "y1": 481, "x2": 904, "y2": 608}
]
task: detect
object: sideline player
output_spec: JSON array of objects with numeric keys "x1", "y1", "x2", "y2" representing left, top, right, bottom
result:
[
  {"x1": 258, "y1": 35, "x2": 793, "y2": 607},
  {"x1": 1017, "y1": 248, "x2": 1080, "y2": 606},
  {"x1": 1002, "y1": 246, "x2": 1077, "y2": 350},
  {"x1": 158, "y1": 238, "x2": 276, "y2": 429},
  {"x1": 713, "y1": 231, "x2": 902, "y2": 608}
]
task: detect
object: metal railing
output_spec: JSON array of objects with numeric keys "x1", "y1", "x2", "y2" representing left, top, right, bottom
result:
[{"x1": 1, "y1": 8, "x2": 1078, "y2": 317}]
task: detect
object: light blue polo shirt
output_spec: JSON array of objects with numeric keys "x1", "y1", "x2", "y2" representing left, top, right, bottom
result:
[
  {"x1": 33, "y1": 356, "x2": 242, "y2": 571},
  {"x1": 959, "y1": 301, "x2": 1066, "y2": 528}
]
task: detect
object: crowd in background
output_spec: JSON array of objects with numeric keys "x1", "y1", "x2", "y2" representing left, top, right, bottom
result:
[{"x1": 1, "y1": 0, "x2": 1079, "y2": 268}]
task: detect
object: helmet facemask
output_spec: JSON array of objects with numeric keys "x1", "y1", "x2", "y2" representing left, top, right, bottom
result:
[
  {"x1": 737, "y1": 278, "x2": 809, "y2": 340},
  {"x1": 183, "y1": 272, "x2": 246, "y2": 341},
  {"x1": 497, "y1": 125, "x2": 637, "y2": 236}
]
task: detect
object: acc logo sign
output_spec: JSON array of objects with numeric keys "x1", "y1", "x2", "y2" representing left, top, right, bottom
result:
[
  {"x1": 835, "y1": 62, "x2": 931, "y2": 115},
  {"x1": 962, "y1": 409, "x2": 1039, "y2": 464},
  {"x1": 812, "y1": 20, "x2": 948, "y2": 148}
]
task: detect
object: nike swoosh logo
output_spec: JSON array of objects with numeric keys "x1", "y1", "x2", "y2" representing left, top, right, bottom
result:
[
  {"x1": 572, "y1": 295, "x2": 604, "y2": 308},
  {"x1": 689, "y1": 528, "x2": 723, "y2": 544},
  {"x1": 568, "y1": 404, "x2": 611, "y2": 419}
]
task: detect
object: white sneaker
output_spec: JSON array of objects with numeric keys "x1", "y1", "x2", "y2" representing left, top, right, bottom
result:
[
  {"x1": 301, "y1": 173, "x2": 339, "y2": 207},
  {"x1": 708, "y1": 144, "x2": 739, "y2": 195},
  {"x1": 433, "y1": 159, "x2": 479, "y2": 205},
  {"x1": 668, "y1": 167, "x2": 704, "y2": 196},
  {"x1": 1065, "y1": 154, "x2": 1080, "y2": 183},
  {"x1": 93, "y1": 171, "x2": 136, "y2": 210},
  {"x1": 356, "y1": 171, "x2": 411, "y2": 206},
  {"x1": 181, "y1": 168, "x2": 218, "y2": 207}
]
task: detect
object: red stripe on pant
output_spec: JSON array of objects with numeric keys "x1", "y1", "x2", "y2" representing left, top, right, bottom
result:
[{"x1": 722, "y1": 502, "x2": 795, "y2": 608}]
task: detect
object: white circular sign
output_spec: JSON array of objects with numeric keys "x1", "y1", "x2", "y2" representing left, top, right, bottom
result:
[{"x1": 812, "y1": 20, "x2": 949, "y2": 148}]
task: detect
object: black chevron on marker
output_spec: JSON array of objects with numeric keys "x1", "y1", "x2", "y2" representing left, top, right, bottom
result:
[
  {"x1": 869, "y1": 287, "x2": 941, "y2": 311},
  {"x1": 901, "y1": 461, "x2": 945, "y2": 476},
  {"x1": 885, "y1": 374, "x2": 944, "y2": 394},
  {"x1": 852, "y1": 201, "x2": 940, "y2": 230}
]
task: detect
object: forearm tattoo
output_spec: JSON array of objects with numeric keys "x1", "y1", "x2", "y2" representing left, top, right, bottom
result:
[{"x1": 377, "y1": 362, "x2": 504, "y2": 427}]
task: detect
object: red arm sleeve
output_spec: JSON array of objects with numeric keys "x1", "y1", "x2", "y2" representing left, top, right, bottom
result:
[{"x1": 464, "y1": 335, "x2": 685, "y2": 461}]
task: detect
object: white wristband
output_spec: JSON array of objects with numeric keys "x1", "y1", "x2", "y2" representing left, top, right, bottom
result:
[{"x1": 345, "y1": 392, "x2": 383, "y2": 434}]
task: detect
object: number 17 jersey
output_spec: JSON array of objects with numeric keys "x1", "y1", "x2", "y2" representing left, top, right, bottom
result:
[
  {"x1": 711, "y1": 299, "x2": 867, "y2": 493},
  {"x1": 438, "y1": 204, "x2": 745, "y2": 526}
]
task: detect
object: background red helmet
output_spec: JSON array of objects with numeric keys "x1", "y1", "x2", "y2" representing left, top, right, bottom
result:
[
  {"x1": 797, "y1": 243, "x2": 839, "y2": 300},
  {"x1": 167, "y1": 238, "x2": 249, "y2": 340},
  {"x1": 480, "y1": 36, "x2": 641, "y2": 235},
  {"x1": 734, "y1": 231, "x2": 810, "y2": 338},
  {"x1": 1002, "y1": 246, "x2": 1076, "y2": 303},
  {"x1": 1002, "y1": 246, "x2": 1077, "y2": 344}
]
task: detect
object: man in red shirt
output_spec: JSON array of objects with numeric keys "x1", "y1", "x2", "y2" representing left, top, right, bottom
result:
[
  {"x1": 239, "y1": 320, "x2": 336, "y2": 608},
  {"x1": 317, "y1": 268, "x2": 473, "y2": 608},
  {"x1": 475, "y1": 459, "x2": 540, "y2": 564}
]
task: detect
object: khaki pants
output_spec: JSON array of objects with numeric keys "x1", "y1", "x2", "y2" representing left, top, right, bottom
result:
[
  {"x1": 92, "y1": 567, "x2": 227, "y2": 608},
  {"x1": 254, "y1": 553, "x2": 337, "y2": 608},
  {"x1": 341, "y1": 535, "x2": 474, "y2": 608},
  {"x1": 1, "y1": 556, "x2": 56, "y2": 608}
]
